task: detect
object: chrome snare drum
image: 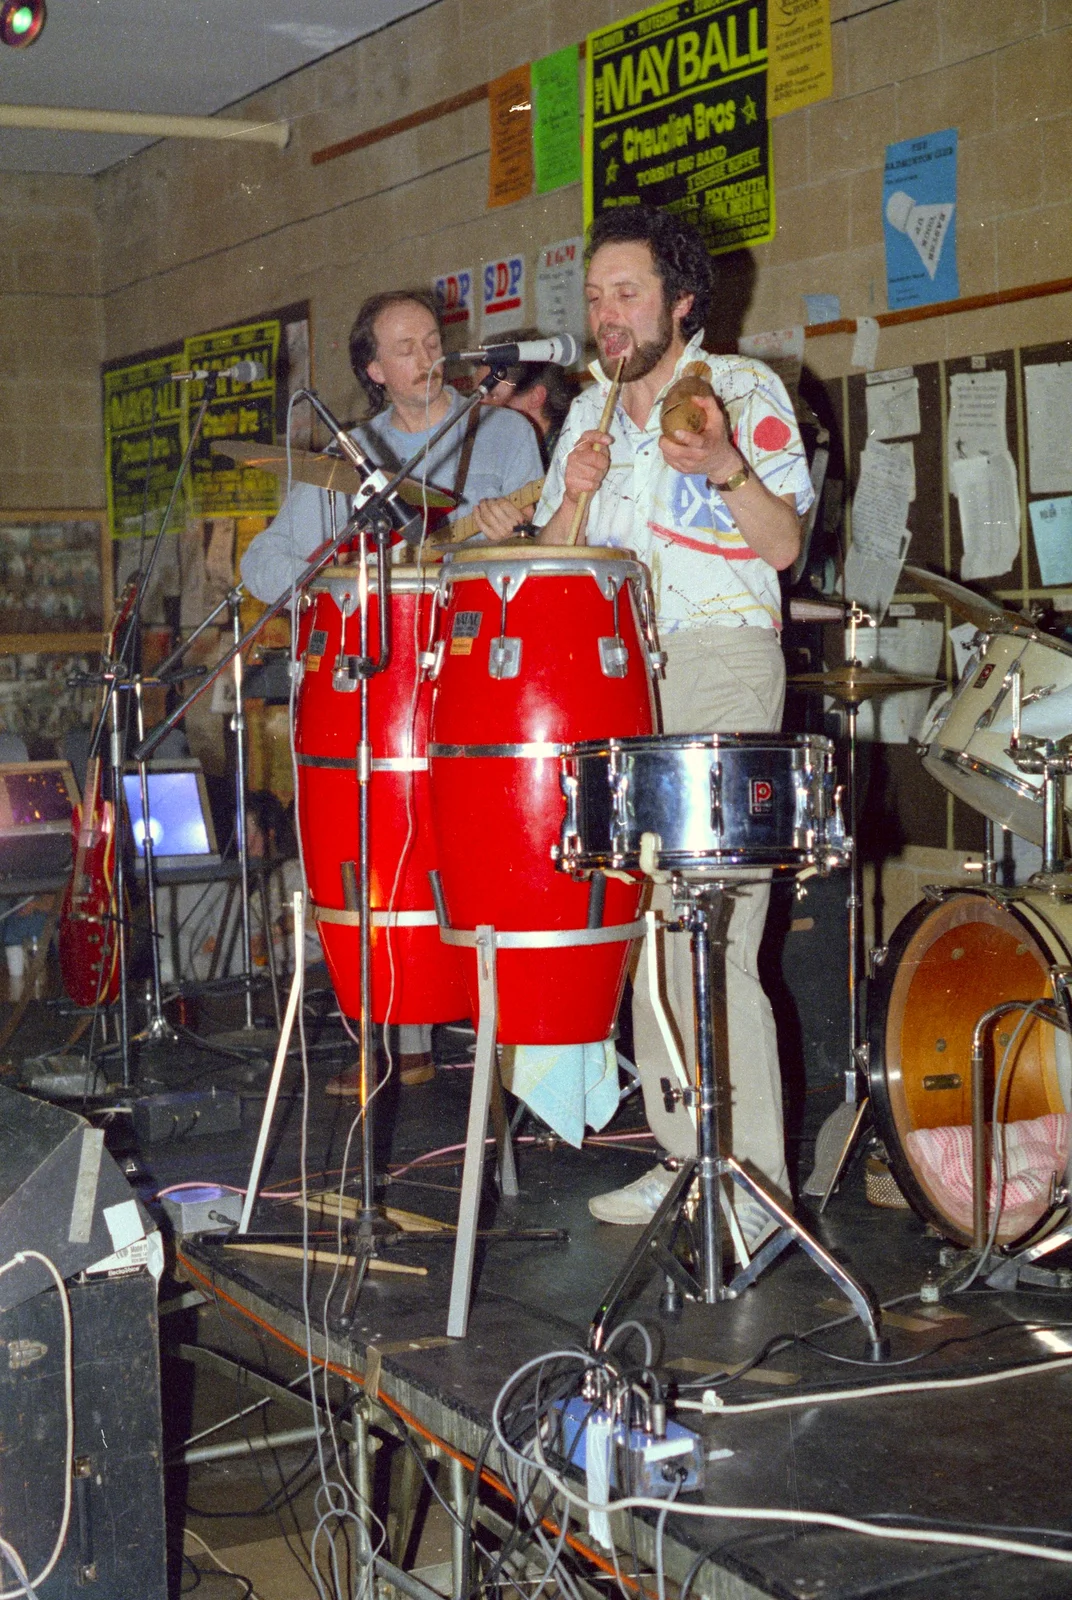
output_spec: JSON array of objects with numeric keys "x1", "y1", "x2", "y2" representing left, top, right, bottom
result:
[{"x1": 558, "y1": 732, "x2": 849, "y2": 877}]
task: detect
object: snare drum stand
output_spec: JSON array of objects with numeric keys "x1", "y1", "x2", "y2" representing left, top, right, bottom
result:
[{"x1": 589, "y1": 874, "x2": 886, "y2": 1358}]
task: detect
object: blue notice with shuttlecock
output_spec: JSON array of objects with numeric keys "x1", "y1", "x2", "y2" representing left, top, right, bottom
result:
[{"x1": 883, "y1": 128, "x2": 959, "y2": 310}]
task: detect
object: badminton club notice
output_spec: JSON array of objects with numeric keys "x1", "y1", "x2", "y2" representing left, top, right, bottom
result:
[{"x1": 585, "y1": 0, "x2": 774, "y2": 256}]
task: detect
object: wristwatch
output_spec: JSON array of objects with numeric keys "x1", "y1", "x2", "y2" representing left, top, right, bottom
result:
[{"x1": 712, "y1": 458, "x2": 751, "y2": 493}]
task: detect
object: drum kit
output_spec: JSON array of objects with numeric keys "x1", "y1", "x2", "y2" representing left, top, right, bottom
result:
[
  {"x1": 791, "y1": 565, "x2": 1072, "y2": 1285},
  {"x1": 154, "y1": 385, "x2": 1072, "y2": 1328},
  {"x1": 287, "y1": 537, "x2": 885, "y2": 1347}
]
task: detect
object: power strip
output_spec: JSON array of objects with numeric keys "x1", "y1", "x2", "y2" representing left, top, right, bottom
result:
[{"x1": 553, "y1": 1397, "x2": 704, "y2": 1497}]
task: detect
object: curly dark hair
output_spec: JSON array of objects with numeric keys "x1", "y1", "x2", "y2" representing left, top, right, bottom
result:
[
  {"x1": 348, "y1": 289, "x2": 441, "y2": 414},
  {"x1": 585, "y1": 206, "x2": 713, "y2": 338}
]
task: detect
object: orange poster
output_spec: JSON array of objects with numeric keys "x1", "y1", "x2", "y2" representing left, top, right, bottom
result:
[{"x1": 487, "y1": 64, "x2": 534, "y2": 209}]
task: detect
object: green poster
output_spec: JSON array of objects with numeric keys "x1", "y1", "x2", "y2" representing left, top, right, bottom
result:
[
  {"x1": 533, "y1": 44, "x2": 582, "y2": 195},
  {"x1": 585, "y1": 0, "x2": 774, "y2": 256},
  {"x1": 102, "y1": 350, "x2": 183, "y2": 540},
  {"x1": 181, "y1": 318, "x2": 281, "y2": 517}
]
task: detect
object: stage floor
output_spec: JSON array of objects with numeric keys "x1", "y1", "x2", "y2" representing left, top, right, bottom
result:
[{"x1": 123, "y1": 1008, "x2": 1072, "y2": 1600}]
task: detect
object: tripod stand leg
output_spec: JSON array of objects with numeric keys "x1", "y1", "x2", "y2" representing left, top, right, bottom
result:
[
  {"x1": 725, "y1": 1157, "x2": 885, "y2": 1352},
  {"x1": 588, "y1": 1160, "x2": 701, "y2": 1351},
  {"x1": 447, "y1": 926, "x2": 499, "y2": 1338}
]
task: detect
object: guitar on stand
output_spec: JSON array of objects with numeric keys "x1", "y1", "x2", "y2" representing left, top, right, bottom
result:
[{"x1": 58, "y1": 582, "x2": 138, "y2": 1011}]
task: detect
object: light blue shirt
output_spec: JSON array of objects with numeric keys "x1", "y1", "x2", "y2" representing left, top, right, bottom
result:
[{"x1": 241, "y1": 387, "x2": 544, "y2": 602}]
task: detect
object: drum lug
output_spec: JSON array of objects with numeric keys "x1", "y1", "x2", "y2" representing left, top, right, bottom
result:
[
  {"x1": 419, "y1": 640, "x2": 445, "y2": 680},
  {"x1": 559, "y1": 770, "x2": 581, "y2": 868},
  {"x1": 709, "y1": 762, "x2": 722, "y2": 838},
  {"x1": 599, "y1": 637, "x2": 629, "y2": 678},
  {"x1": 869, "y1": 944, "x2": 888, "y2": 975},
  {"x1": 646, "y1": 647, "x2": 668, "y2": 677},
  {"x1": 489, "y1": 637, "x2": 521, "y2": 679},
  {"x1": 611, "y1": 768, "x2": 631, "y2": 857},
  {"x1": 332, "y1": 655, "x2": 363, "y2": 693}
]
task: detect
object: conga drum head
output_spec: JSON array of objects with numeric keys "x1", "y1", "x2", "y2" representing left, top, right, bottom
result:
[{"x1": 868, "y1": 891, "x2": 1072, "y2": 1247}]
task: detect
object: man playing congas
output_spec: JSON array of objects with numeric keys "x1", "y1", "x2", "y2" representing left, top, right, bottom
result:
[
  {"x1": 483, "y1": 205, "x2": 814, "y2": 1238},
  {"x1": 242, "y1": 289, "x2": 544, "y2": 1089}
]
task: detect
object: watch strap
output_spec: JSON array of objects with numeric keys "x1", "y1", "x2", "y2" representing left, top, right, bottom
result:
[{"x1": 712, "y1": 459, "x2": 751, "y2": 494}]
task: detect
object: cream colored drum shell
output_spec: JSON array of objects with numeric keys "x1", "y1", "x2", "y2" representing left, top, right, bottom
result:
[{"x1": 920, "y1": 630, "x2": 1072, "y2": 846}]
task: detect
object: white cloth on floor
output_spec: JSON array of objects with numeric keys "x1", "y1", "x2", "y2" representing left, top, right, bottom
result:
[{"x1": 501, "y1": 1040, "x2": 620, "y2": 1148}]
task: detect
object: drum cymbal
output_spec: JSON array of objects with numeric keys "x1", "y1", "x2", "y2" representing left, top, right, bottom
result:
[
  {"x1": 210, "y1": 440, "x2": 457, "y2": 509},
  {"x1": 789, "y1": 665, "x2": 944, "y2": 703},
  {"x1": 901, "y1": 565, "x2": 1025, "y2": 634}
]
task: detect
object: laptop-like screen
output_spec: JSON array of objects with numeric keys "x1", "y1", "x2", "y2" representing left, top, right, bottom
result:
[{"x1": 122, "y1": 763, "x2": 219, "y2": 870}]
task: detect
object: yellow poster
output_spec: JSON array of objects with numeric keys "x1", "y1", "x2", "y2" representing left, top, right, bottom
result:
[{"x1": 767, "y1": 0, "x2": 832, "y2": 119}]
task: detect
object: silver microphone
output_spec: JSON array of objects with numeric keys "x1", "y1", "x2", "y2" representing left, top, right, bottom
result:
[
  {"x1": 457, "y1": 334, "x2": 579, "y2": 367},
  {"x1": 170, "y1": 360, "x2": 268, "y2": 383}
]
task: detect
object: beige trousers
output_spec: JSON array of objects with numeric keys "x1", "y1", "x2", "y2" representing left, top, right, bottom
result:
[{"x1": 630, "y1": 624, "x2": 790, "y2": 1198}]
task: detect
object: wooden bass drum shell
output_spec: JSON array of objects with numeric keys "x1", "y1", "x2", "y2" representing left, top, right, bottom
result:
[{"x1": 867, "y1": 890, "x2": 1070, "y2": 1248}]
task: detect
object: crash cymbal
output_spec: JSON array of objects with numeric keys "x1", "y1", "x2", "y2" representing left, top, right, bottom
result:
[
  {"x1": 210, "y1": 440, "x2": 457, "y2": 510},
  {"x1": 901, "y1": 565, "x2": 1027, "y2": 635},
  {"x1": 789, "y1": 664, "x2": 944, "y2": 704}
]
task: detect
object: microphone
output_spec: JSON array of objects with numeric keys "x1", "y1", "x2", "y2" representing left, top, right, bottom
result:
[
  {"x1": 170, "y1": 360, "x2": 267, "y2": 383},
  {"x1": 457, "y1": 334, "x2": 579, "y2": 367}
]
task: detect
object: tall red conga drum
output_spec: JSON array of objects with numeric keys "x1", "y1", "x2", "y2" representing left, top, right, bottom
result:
[
  {"x1": 427, "y1": 545, "x2": 658, "y2": 1044},
  {"x1": 295, "y1": 565, "x2": 468, "y2": 1024}
]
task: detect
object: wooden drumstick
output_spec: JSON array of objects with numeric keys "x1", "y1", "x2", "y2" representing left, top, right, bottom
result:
[{"x1": 566, "y1": 356, "x2": 625, "y2": 546}]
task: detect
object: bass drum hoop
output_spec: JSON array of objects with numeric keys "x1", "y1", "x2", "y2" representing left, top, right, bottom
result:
[{"x1": 867, "y1": 890, "x2": 1071, "y2": 1249}]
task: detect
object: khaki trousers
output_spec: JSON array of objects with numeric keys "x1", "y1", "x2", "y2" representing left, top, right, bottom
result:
[{"x1": 630, "y1": 624, "x2": 790, "y2": 1198}]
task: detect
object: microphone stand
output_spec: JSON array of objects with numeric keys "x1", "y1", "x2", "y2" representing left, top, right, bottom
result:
[
  {"x1": 75, "y1": 372, "x2": 222, "y2": 1090},
  {"x1": 132, "y1": 377, "x2": 507, "y2": 1316},
  {"x1": 131, "y1": 368, "x2": 510, "y2": 763}
]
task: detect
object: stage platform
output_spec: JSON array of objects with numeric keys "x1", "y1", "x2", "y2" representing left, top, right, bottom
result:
[{"x1": 130, "y1": 1017, "x2": 1072, "y2": 1600}]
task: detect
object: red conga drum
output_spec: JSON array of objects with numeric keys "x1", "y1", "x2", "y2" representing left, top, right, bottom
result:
[
  {"x1": 295, "y1": 564, "x2": 468, "y2": 1025},
  {"x1": 427, "y1": 545, "x2": 658, "y2": 1044}
]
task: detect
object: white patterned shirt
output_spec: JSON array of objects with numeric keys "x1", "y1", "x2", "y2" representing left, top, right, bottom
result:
[{"x1": 535, "y1": 333, "x2": 813, "y2": 633}]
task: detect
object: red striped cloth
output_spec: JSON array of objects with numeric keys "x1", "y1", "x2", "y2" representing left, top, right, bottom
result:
[{"x1": 904, "y1": 1114, "x2": 1069, "y2": 1236}]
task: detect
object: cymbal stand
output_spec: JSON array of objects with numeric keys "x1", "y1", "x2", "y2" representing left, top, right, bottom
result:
[
  {"x1": 808, "y1": 603, "x2": 876, "y2": 1207},
  {"x1": 588, "y1": 875, "x2": 885, "y2": 1357}
]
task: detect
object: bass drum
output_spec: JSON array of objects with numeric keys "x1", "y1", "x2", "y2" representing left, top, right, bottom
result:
[{"x1": 868, "y1": 891, "x2": 1071, "y2": 1247}]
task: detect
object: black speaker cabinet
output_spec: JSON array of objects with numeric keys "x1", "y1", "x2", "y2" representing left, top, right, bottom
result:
[{"x1": 0, "y1": 1270, "x2": 167, "y2": 1599}]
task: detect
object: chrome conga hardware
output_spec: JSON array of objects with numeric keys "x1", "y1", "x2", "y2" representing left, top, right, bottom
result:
[
  {"x1": 489, "y1": 573, "x2": 522, "y2": 680},
  {"x1": 598, "y1": 579, "x2": 629, "y2": 678}
]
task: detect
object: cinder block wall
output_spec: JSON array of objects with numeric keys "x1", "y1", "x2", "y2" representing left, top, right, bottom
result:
[
  {"x1": 2, "y1": 0, "x2": 1070, "y2": 510},
  {"x1": 0, "y1": 173, "x2": 103, "y2": 508}
]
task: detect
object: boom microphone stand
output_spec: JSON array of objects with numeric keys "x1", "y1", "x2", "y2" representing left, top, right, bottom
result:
[{"x1": 136, "y1": 376, "x2": 511, "y2": 1312}]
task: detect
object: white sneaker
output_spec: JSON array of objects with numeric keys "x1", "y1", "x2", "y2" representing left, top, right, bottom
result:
[
  {"x1": 589, "y1": 1163, "x2": 677, "y2": 1224},
  {"x1": 734, "y1": 1195, "x2": 784, "y2": 1254}
]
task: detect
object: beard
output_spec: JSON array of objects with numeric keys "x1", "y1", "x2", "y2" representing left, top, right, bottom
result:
[{"x1": 597, "y1": 301, "x2": 675, "y2": 382}]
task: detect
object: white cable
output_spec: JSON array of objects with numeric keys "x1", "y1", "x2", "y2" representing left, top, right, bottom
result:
[
  {"x1": 491, "y1": 1349, "x2": 1072, "y2": 1570},
  {"x1": 673, "y1": 1350, "x2": 1072, "y2": 1415},
  {"x1": 183, "y1": 1527, "x2": 264, "y2": 1600},
  {"x1": 0, "y1": 1538, "x2": 37, "y2": 1600},
  {"x1": 0, "y1": 1252, "x2": 74, "y2": 1600}
]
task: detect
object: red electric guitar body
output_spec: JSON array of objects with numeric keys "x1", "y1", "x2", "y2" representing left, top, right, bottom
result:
[{"x1": 58, "y1": 582, "x2": 137, "y2": 1010}]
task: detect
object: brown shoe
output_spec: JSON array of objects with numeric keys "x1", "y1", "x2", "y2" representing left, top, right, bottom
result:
[{"x1": 399, "y1": 1051, "x2": 435, "y2": 1087}]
